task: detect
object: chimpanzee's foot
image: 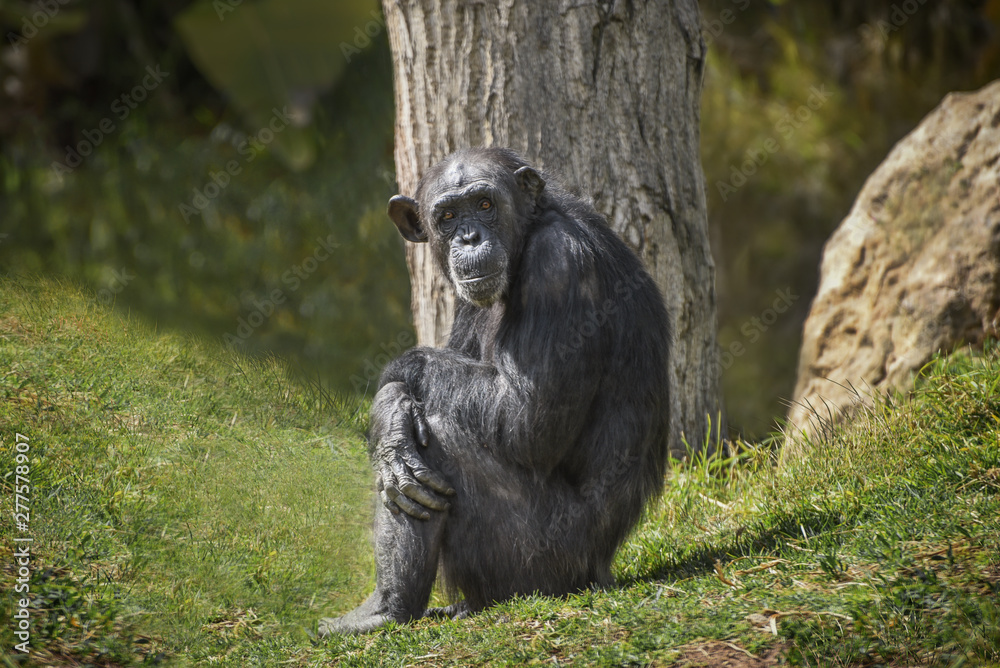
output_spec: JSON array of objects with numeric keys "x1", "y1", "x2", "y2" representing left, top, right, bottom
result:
[
  {"x1": 318, "y1": 593, "x2": 402, "y2": 636},
  {"x1": 422, "y1": 600, "x2": 471, "y2": 620},
  {"x1": 317, "y1": 612, "x2": 390, "y2": 637}
]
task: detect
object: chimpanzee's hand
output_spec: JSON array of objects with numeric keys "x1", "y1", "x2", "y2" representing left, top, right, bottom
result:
[{"x1": 369, "y1": 382, "x2": 454, "y2": 519}]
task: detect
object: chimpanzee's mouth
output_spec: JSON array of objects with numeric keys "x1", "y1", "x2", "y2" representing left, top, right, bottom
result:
[{"x1": 457, "y1": 272, "x2": 500, "y2": 285}]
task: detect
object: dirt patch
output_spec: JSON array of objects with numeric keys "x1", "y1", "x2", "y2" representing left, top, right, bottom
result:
[{"x1": 669, "y1": 640, "x2": 787, "y2": 667}]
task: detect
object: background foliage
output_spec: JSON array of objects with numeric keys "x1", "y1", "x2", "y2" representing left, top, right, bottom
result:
[{"x1": 1, "y1": 0, "x2": 999, "y2": 435}]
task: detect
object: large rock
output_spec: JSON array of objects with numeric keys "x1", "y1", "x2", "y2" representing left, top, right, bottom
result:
[{"x1": 785, "y1": 79, "x2": 1000, "y2": 455}]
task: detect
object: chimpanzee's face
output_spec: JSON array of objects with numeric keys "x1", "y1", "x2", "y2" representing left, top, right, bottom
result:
[
  {"x1": 424, "y1": 165, "x2": 513, "y2": 306},
  {"x1": 388, "y1": 151, "x2": 544, "y2": 308}
]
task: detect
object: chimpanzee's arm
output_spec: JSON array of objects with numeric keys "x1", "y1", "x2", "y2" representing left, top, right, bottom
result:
[{"x1": 371, "y1": 220, "x2": 613, "y2": 517}]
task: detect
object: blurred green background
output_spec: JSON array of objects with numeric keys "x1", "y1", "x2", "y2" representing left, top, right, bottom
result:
[{"x1": 1, "y1": 0, "x2": 998, "y2": 438}]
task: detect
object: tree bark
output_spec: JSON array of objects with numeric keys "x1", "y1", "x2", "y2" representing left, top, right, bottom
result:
[{"x1": 382, "y1": 0, "x2": 721, "y2": 455}]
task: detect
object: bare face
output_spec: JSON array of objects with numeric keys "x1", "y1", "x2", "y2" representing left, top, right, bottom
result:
[
  {"x1": 427, "y1": 169, "x2": 512, "y2": 306},
  {"x1": 388, "y1": 151, "x2": 544, "y2": 308}
]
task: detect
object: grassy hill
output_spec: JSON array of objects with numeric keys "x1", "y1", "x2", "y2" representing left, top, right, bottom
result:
[{"x1": 1, "y1": 277, "x2": 998, "y2": 667}]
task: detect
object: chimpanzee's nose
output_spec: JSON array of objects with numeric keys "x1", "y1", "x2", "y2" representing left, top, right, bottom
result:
[{"x1": 461, "y1": 229, "x2": 480, "y2": 245}]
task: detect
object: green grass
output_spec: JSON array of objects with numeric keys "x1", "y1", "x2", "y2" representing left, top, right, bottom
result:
[
  {"x1": 0, "y1": 277, "x2": 375, "y2": 666},
  {"x1": 2, "y1": 276, "x2": 999, "y2": 666}
]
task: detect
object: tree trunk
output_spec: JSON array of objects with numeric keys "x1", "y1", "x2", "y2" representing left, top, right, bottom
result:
[{"x1": 382, "y1": 0, "x2": 721, "y2": 455}]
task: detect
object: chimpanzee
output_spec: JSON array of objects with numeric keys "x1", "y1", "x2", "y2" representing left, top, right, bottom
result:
[{"x1": 319, "y1": 147, "x2": 671, "y2": 635}]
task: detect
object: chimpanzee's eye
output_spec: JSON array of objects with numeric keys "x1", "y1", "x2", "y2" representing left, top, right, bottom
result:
[
  {"x1": 443, "y1": 211, "x2": 455, "y2": 220},
  {"x1": 480, "y1": 199, "x2": 492, "y2": 210}
]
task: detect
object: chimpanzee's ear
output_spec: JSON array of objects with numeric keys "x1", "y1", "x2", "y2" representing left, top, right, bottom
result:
[
  {"x1": 388, "y1": 195, "x2": 427, "y2": 243},
  {"x1": 514, "y1": 166, "x2": 545, "y2": 200}
]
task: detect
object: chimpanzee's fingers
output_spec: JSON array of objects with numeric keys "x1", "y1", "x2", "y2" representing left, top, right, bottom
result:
[
  {"x1": 377, "y1": 469, "x2": 402, "y2": 514},
  {"x1": 379, "y1": 486, "x2": 400, "y2": 514},
  {"x1": 410, "y1": 466, "x2": 455, "y2": 496},
  {"x1": 398, "y1": 479, "x2": 451, "y2": 512},
  {"x1": 400, "y1": 449, "x2": 455, "y2": 496},
  {"x1": 387, "y1": 487, "x2": 431, "y2": 520},
  {"x1": 388, "y1": 459, "x2": 438, "y2": 514}
]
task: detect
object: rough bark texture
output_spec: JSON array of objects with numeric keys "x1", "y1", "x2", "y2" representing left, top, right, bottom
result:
[
  {"x1": 786, "y1": 79, "x2": 1000, "y2": 457},
  {"x1": 382, "y1": 0, "x2": 721, "y2": 455}
]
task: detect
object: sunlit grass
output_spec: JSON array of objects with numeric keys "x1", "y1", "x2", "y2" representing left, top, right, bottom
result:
[{"x1": 0, "y1": 277, "x2": 375, "y2": 665}]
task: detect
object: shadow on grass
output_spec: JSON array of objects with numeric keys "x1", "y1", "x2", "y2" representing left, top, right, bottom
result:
[{"x1": 626, "y1": 505, "x2": 850, "y2": 585}]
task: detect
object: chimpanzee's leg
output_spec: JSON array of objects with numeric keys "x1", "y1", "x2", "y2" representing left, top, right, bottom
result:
[
  {"x1": 419, "y1": 416, "x2": 597, "y2": 611},
  {"x1": 318, "y1": 496, "x2": 446, "y2": 635},
  {"x1": 320, "y1": 413, "x2": 597, "y2": 635}
]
